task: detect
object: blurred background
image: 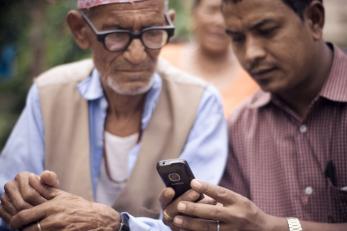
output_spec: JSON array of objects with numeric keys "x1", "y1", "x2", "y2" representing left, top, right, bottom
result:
[{"x1": 0, "y1": 0, "x2": 346, "y2": 149}]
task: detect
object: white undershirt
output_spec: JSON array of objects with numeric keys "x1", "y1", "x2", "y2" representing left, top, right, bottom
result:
[{"x1": 95, "y1": 132, "x2": 138, "y2": 206}]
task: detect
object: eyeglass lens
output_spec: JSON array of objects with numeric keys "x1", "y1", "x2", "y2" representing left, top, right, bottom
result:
[{"x1": 105, "y1": 30, "x2": 169, "y2": 51}]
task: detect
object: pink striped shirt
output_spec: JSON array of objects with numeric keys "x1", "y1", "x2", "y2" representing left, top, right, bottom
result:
[{"x1": 221, "y1": 45, "x2": 347, "y2": 223}]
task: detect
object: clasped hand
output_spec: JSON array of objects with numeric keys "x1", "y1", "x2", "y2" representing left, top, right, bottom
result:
[{"x1": 0, "y1": 171, "x2": 121, "y2": 231}]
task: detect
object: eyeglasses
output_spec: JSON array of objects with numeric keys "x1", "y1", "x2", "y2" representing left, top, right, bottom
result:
[{"x1": 80, "y1": 11, "x2": 175, "y2": 52}]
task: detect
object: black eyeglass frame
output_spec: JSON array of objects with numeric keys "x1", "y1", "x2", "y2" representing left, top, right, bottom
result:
[{"x1": 79, "y1": 10, "x2": 175, "y2": 51}]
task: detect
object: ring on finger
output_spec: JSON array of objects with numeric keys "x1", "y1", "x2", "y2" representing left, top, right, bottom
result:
[
  {"x1": 37, "y1": 222, "x2": 42, "y2": 231},
  {"x1": 163, "y1": 210, "x2": 173, "y2": 221}
]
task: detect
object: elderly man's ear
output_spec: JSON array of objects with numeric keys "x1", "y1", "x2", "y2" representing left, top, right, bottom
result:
[
  {"x1": 168, "y1": 9, "x2": 176, "y2": 23},
  {"x1": 66, "y1": 10, "x2": 92, "y2": 50}
]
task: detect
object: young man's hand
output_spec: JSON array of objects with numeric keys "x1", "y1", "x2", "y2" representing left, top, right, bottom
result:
[{"x1": 168, "y1": 179, "x2": 286, "y2": 231}]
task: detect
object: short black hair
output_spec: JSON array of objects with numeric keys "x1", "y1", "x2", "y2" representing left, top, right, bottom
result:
[
  {"x1": 282, "y1": 0, "x2": 323, "y2": 18},
  {"x1": 222, "y1": 0, "x2": 323, "y2": 18}
]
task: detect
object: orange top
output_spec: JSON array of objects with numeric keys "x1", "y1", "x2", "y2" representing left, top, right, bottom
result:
[
  {"x1": 160, "y1": 43, "x2": 259, "y2": 116},
  {"x1": 219, "y1": 67, "x2": 259, "y2": 116}
]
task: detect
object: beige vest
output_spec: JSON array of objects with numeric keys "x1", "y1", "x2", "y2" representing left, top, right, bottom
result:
[{"x1": 35, "y1": 59, "x2": 206, "y2": 218}]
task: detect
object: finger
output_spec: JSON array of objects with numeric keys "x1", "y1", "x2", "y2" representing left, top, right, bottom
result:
[
  {"x1": 0, "y1": 194, "x2": 17, "y2": 215},
  {"x1": 173, "y1": 215, "x2": 220, "y2": 231},
  {"x1": 22, "y1": 221, "x2": 45, "y2": 231},
  {"x1": 22, "y1": 224, "x2": 36, "y2": 231},
  {"x1": 10, "y1": 204, "x2": 47, "y2": 229},
  {"x1": 198, "y1": 195, "x2": 217, "y2": 205},
  {"x1": 164, "y1": 189, "x2": 201, "y2": 219},
  {"x1": 159, "y1": 187, "x2": 175, "y2": 209},
  {"x1": 4, "y1": 181, "x2": 32, "y2": 211},
  {"x1": 17, "y1": 173, "x2": 47, "y2": 206},
  {"x1": 191, "y1": 179, "x2": 238, "y2": 205},
  {"x1": 160, "y1": 188, "x2": 176, "y2": 226},
  {"x1": 0, "y1": 206, "x2": 12, "y2": 224},
  {"x1": 40, "y1": 171, "x2": 60, "y2": 188},
  {"x1": 29, "y1": 174, "x2": 58, "y2": 200},
  {"x1": 176, "y1": 201, "x2": 230, "y2": 222}
]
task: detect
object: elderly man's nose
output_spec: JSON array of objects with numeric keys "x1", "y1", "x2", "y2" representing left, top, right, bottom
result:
[{"x1": 123, "y1": 39, "x2": 147, "y2": 65}]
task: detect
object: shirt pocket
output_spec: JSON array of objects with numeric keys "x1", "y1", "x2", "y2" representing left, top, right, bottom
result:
[{"x1": 328, "y1": 180, "x2": 347, "y2": 222}]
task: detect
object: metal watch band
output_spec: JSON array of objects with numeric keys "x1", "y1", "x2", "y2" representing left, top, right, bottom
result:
[
  {"x1": 118, "y1": 213, "x2": 130, "y2": 231},
  {"x1": 287, "y1": 217, "x2": 303, "y2": 231}
]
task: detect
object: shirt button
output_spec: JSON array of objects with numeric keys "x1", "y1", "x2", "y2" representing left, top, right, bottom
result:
[
  {"x1": 304, "y1": 186, "x2": 314, "y2": 195},
  {"x1": 299, "y1": 125, "x2": 307, "y2": 133}
]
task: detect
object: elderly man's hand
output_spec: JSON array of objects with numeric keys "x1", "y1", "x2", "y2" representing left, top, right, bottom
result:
[
  {"x1": 9, "y1": 189, "x2": 121, "y2": 231},
  {"x1": 168, "y1": 179, "x2": 286, "y2": 231},
  {"x1": 1, "y1": 171, "x2": 121, "y2": 231},
  {"x1": 0, "y1": 171, "x2": 58, "y2": 224}
]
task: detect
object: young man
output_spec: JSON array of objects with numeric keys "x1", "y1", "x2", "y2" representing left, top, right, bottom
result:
[
  {"x1": 161, "y1": 0, "x2": 347, "y2": 230},
  {"x1": 0, "y1": 0, "x2": 227, "y2": 230}
]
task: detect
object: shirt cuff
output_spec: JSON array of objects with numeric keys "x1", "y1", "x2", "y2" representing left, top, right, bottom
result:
[
  {"x1": 124, "y1": 212, "x2": 171, "y2": 231},
  {"x1": 0, "y1": 219, "x2": 10, "y2": 231}
]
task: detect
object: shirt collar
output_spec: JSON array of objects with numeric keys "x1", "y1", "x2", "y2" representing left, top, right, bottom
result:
[
  {"x1": 248, "y1": 91, "x2": 271, "y2": 109},
  {"x1": 319, "y1": 45, "x2": 347, "y2": 103},
  {"x1": 77, "y1": 69, "x2": 104, "y2": 100}
]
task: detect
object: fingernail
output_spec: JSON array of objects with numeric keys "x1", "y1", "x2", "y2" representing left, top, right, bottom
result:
[
  {"x1": 191, "y1": 179, "x2": 202, "y2": 189},
  {"x1": 177, "y1": 202, "x2": 186, "y2": 211},
  {"x1": 165, "y1": 189, "x2": 173, "y2": 197},
  {"x1": 174, "y1": 217, "x2": 183, "y2": 225}
]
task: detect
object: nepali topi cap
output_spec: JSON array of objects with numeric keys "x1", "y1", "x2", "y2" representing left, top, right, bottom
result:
[{"x1": 77, "y1": 0, "x2": 146, "y2": 9}]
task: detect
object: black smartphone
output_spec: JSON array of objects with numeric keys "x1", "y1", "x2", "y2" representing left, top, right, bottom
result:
[{"x1": 157, "y1": 159, "x2": 198, "y2": 200}]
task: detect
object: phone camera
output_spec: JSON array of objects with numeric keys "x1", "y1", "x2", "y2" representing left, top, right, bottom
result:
[{"x1": 168, "y1": 172, "x2": 181, "y2": 182}]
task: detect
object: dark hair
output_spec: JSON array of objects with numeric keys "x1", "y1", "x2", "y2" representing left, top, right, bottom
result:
[
  {"x1": 222, "y1": 0, "x2": 323, "y2": 18},
  {"x1": 282, "y1": 0, "x2": 323, "y2": 18}
]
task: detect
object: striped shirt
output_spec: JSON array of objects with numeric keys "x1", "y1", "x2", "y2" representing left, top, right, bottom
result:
[{"x1": 221, "y1": 45, "x2": 347, "y2": 223}]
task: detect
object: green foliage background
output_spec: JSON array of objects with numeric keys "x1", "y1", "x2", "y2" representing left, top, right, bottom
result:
[{"x1": 0, "y1": 0, "x2": 192, "y2": 149}]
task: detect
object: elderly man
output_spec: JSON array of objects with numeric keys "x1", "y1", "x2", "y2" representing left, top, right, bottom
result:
[
  {"x1": 161, "y1": 0, "x2": 347, "y2": 230},
  {"x1": 0, "y1": 0, "x2": 227, "y2": 230}
]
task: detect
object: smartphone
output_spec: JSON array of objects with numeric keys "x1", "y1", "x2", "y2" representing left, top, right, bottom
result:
[{"x1": 157, "y1": 159, "x2": 199, "y2": 200}]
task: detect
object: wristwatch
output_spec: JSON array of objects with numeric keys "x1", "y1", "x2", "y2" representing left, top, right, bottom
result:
[
  {"x1": 118, "y1": 213, "x2": 130, "y2": 231},
  {"x1": 287, "y1": 217, "x2": 303, "y2": 231}
]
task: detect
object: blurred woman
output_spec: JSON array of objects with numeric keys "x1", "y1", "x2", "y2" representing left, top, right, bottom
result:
[{"x1": 161, "y1": 0, "x2": 258, "y2": 116}]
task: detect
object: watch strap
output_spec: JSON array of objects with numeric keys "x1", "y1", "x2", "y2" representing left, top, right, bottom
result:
[{"x1": 118, "y1": 213, "x2": 130, "y2": 231}]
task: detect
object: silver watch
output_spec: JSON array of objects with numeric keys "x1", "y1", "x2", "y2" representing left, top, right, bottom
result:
[{"x1": 287, "y1": 217, "x2": 303, "y2": 231}]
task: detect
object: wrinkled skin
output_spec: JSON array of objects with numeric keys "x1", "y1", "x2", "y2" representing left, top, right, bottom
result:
[
  {"x1": 0, "y1": 171, "x2": 120, "y2": 231},
  {"x1": 67, "y1": 0, "x2": 166, "y2": 96}
]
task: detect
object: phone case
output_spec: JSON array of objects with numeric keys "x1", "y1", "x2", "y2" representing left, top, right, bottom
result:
[{"x1": 157, "y1": 159, "x2": 195, "y2": 200}]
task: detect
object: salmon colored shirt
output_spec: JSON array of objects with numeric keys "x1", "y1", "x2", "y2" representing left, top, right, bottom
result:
[
  {"x1": 160, "y1": 43, "x2": 259, "y2": 116},
  {"x1": 221, "y1": 45, "x2": 347, "y2": 223}
]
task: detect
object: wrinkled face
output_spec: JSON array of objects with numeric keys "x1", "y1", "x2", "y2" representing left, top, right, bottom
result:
[
  {"x1": 86, "y1": 0, "x2": 165, "y2": 95},
  {"x1": 222, "y1": 0, "x2": 318, "y2": 94},
  {"x1": 193, "y1": 0, "x2": 230, "y2": 54}
]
